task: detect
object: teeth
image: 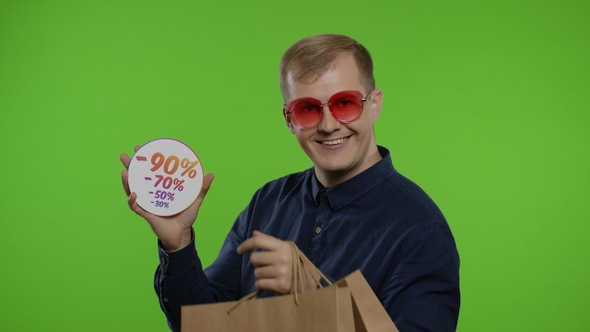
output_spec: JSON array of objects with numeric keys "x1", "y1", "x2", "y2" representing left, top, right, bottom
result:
[{"x1": 322, "y1": 137, "x2": 347, "y2": 146}]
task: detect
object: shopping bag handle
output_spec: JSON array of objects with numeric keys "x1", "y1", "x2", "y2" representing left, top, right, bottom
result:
[
  {"x1": 288, "y1": 241, "x2": 331, "y2": 287},
  {"x1": 227, "y1": 241, "x2": 330, "y2": 314},
  {"x1": 286, "y1": 241, "x2": 333, "y2": 305}
]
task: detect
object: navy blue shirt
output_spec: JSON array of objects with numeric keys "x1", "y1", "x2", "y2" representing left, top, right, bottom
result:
[{"x1": 156, "y1": 146, "x2": 460, "y2": 331}]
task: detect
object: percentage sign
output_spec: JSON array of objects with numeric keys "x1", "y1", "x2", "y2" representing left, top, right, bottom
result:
[
  {"x1": 181, "y1": 158, "x2": 199, "y2": 178},
  {"x1": 166, "y1": 192, "x2": 175, "y2": 201},
  {"x1": 173, "y1": 178, "x2": 184, "y2": 191},
  {"x1": 155, "y1": 200, "x2": 170, "y2": 208}
]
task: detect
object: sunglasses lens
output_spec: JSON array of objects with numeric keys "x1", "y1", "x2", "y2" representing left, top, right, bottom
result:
[
  {"x1": 329, "y1": 91, "x2": 364, "y2": 123},
  {"x1": 287, "y1": 91, "x2": 366, "y2": 128},
  {"x1": 288, "y1": 98, "x2": 322, "y2": 128}
]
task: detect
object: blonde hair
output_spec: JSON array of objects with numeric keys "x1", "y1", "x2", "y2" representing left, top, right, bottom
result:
[{"x1": 279, "y1": 34, "x2": 375, "y2": 100}]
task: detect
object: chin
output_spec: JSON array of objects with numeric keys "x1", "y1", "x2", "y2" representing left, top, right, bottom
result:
[{"x1": 313, "y1": 157, "x2": 356, "y2": 174}]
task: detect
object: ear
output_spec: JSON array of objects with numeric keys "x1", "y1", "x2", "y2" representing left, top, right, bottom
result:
[
  {"x1": 283, "y1": 108, "x2": 296, "y2": 134},
  {"x1": 368, "y1": 89, "x2": 383, "y2": 123}
]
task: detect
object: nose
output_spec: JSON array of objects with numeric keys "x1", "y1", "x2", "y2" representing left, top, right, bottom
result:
[{"x1": 317, "y1": 105, "x2": 341, "y2": 133}]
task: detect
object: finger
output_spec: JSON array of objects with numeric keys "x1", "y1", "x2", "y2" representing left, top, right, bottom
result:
[
  {"x1": 121, "y1": 169, "x2": 131, "y2": 196},
  {"x1": 120, "y1": 144, "x2": 143, "y2": 168},
  {"x1": 253, "y1": 265, "x2": 277, "y2": 279},
  {"x1": 120, "y1": 153, "x2": 131, "y2": 169},
  {"x1": 249, "y1": 251, "x2": 289, "y2": 267},
  {"x1": 252, "y1": 259, "x2": 292, "y2": 288},
  {"x1": 255, "y1": 275, "x2": 291, "y2": 294},
  {"x1": 121, "y1": 144, "x2": 149, "y2": 198},
  {"x1": 127, "y1": 192, "x2": 141, "y2": 214},
  {"x1": 185, "y1": 172, "x2": 214, "y2": 212},
  {"x1": 254, "y1": 265, "x2": 291, "y2": 285},
  {"x1": 237, "y1": 232, "x2": 281, "y2": 255},
  {"x1": 127, "y1": 192, "x2": 148, "y2": 218},
  {"x1": 195, "y1": 173, "x2": 215, "y2": 203}
]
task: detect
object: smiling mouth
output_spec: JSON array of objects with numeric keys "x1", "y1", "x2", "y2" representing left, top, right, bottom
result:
[{"x1": 320, "y1": 137, "x2": 349, "y2": 146}]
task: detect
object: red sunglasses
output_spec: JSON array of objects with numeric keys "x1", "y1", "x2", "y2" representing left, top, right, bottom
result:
[{"x1": 284, "y1": 90, "x2": 371, "y2": 129}]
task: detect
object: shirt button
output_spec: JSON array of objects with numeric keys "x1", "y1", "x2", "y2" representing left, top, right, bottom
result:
[
  {"x1": 315, "y1": 226, "x2": 322, "y2": 234},
  {"x1": 163, "y1": 298, "x2": 169, "y2": 303}
]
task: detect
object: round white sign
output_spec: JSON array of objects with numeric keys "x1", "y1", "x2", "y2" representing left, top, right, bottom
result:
[{"x1": 128, "y1": 138, "x2": 204, "y2": 216}]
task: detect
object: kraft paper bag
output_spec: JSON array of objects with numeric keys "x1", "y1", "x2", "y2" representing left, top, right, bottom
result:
[
  {"x1": 181, "y1": 242, "x2": 398, "y2": 331},
  {"x1": 181, "y1": 283, "x2": 355, "y2": 332},
  {"x1": 336, "y1": 270, "x2": 399, "y2": 332}
]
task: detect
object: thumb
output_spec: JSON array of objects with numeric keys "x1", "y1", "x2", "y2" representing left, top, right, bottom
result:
[
  {"x1": 253, "y1": 230, "x2": 269, "y2": 238},
  {"x1": 194, "y1": 172, "x2": 215, "y2": 205}
]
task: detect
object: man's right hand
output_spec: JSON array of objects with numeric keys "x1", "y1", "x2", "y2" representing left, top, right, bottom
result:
[{"x1": 120, "y1": 145, "x2": 215, "y2": 252}]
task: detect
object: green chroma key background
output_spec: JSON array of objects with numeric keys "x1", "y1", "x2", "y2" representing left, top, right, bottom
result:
[{"x1": 1, "y1": 1, "x2": 588, "y2": 331}]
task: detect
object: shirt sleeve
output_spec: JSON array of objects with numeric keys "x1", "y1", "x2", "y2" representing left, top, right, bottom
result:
[
  {"x1": 154, "y1": 210, "x2": 250, "y2": 331},
  {"x1": 153, "y1": 230, "x2": 215, "y2": 332},
  {"x1": 380, "y1": 222, "x2": 461, "y2": 331}
]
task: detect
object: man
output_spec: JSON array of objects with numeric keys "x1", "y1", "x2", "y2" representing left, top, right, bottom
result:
[{"x1": 121, "y1": 34, "x2": 460, "y2": 331}]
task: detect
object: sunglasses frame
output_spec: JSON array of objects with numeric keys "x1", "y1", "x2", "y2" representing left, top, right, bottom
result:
[{"x1": 283, "y1": 90, "x2": 372, "y2": 129}]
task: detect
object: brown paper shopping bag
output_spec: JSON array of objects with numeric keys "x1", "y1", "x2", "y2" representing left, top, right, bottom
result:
[
  {"x1": 336, "y1": 270, "x2": 399, "y2": 332},
  {"x1": 181, "y1": 242, "x2": 398, "y2": 331},
  {"x1": 181, "y1": 282, "x2": 355, "y2": 331}
]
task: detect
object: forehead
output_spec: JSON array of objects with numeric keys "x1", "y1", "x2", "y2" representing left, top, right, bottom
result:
[{"x1": 285, "y1": 53, "x2": 365, "y2": 102}]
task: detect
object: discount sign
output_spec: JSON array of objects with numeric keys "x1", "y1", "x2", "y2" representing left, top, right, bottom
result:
[{"x1": 127, "y1": 138, "x2": 204, "y2": 216}]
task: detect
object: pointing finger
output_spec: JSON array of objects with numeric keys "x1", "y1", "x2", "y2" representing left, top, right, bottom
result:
[{"x1": 237, "y1": 231, "x2": 280, "y2": 255}]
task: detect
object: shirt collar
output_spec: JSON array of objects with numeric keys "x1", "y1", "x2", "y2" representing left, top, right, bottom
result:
[{"x1": 310, "y1": 146, "x2": 397, "y2": 210}]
